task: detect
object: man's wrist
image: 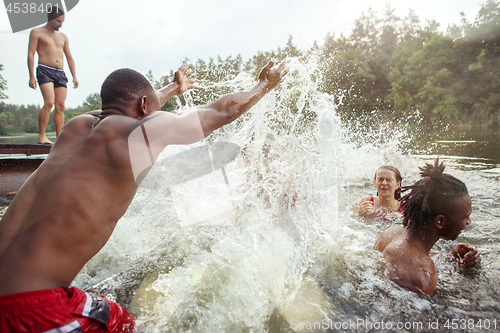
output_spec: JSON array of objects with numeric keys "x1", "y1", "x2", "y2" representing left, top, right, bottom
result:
[
  {"x1": 172, "y1": 81, "x2": 181, "y2": 95},
  {"x1": 257, "y1": 79, "x2": 270, "y2": 93}
]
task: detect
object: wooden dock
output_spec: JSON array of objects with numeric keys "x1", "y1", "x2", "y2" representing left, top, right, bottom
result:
[
  {"x1": 0, "y1": 144, "x2": 51, "y2": 195},
  {"x1": 0, "y1": 143, "x2": 51, "y2": 156}
]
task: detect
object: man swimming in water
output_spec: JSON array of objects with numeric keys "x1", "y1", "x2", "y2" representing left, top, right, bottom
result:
[
  {"x1": 0, "y1": 60, "x2": 287, "y2": 332},
  {"x1": 28, "y1": 6, "x2": 78, "y2": 145},
  {"x1": 374, "y1": 158, "x2": 481, "y2": 295}
]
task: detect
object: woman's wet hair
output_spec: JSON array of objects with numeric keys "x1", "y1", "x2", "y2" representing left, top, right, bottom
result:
[
  {"x1": 400, "y1": 158, "x2": 469, "y2": 235},
  {"x1": 374, "y1": 165, "x2": 403, "y2": 199},
  {"x1": 100, "y1": 68, "x2": 155, "y2": 109}
]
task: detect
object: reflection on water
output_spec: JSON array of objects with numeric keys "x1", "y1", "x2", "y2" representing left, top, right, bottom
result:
[
  {"x1": 415, "y1": 127, "x2": 500, "y2": 166},
  {"x1": 2, "y1": 58, "x2": 500, "y2": 332}
]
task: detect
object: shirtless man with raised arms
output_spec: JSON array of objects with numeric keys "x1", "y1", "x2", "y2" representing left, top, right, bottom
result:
[
  {"x1": 0, "y1": 60, "x2": 287, "y2": 332},
  {"x1": 28, "y1": 6, "x2": 78, "y2": 145}
]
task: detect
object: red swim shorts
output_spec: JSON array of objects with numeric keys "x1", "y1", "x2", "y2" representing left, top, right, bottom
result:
[{"x1": 0, "y1": 287, "x2": 135, "y2": 333}]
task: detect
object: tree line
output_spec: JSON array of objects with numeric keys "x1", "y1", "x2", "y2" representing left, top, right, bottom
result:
[
  {"x1": 318, "y1": 0, "x2": 500, "y2": 126},
  {"x1": 0, "y1": 93, "x2": 101, "y2": 136},
  {"x1": 1, "y1": 0, "x2": 499, "y2": 135}
]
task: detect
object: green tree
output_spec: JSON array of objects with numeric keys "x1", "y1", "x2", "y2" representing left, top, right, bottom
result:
[
  {"x1": 387, "y1": 34, "x2": 457, "y2": 121},
  {"x1": 64, "y1": 93, "x2": 102, "y2": 122},
  {"x1": 3, "y1": 2, "x2": 500, "y2": 132},
  {"x1": 0, "y1": 64, "x2": 7, "y2": 100},
  {"x1": 320, "y1": 37, "x2": 377, "y2": 119},
  {"x1": 82, "y1": 93, "x2": 102, "y2": 110},
  {"x1": 450, "y1": 0, "x2": 500, "y2": 125},
  {"x1": 0, "y1": 111, "x2": 14, "y2": 135},
  {"x1": 320, "y1": 5, "x2": 401, "y2": 119}
]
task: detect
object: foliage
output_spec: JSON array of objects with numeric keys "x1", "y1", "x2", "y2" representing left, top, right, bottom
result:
[
  {"x1": 0, "y1": 64, "x2": 7, "y2": 100},
  {"x1": 316, "y1": 0, "x2": 500, "y2": 126},
  {"x1": 65, "y1": 93, "x2": 102, "y2": 120},
  {"x1": 2, "y1": 1, "x2": 500, "y2": 135},
  {"x1": 0, "y1": 93, "x2": 102, "y2": 135},
  {"x1": 0, "y1": 102, "x2": 39, "y2": 135}
]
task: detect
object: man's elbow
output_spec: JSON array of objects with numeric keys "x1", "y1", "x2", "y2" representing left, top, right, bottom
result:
[
  {"x1": 201, "y1": 111, "x2": 230, "y2": 137},
  {"x1": 224, "y1": 107, "x2": 239, "y2": 125}
]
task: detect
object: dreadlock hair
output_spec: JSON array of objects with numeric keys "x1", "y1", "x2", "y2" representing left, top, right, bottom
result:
[
  {"x1": 374, "y1": 165, "x2": 403, "y2": 199},
  {"x1": 400, "y1": 157, "x2": 468, "y2": 235}
]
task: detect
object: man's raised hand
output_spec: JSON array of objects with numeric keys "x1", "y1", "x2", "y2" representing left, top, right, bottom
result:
[
  {"x1": 258, "y1": 60, "x2": 288, "y2": 91},
  {"x1": 175, "y1": 64, "x2": 199, "y2": 95}
]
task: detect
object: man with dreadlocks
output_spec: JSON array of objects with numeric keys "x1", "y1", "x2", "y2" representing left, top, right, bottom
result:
[{"x1": 374, "y1": 158, "x2": 481, "y2": 295}]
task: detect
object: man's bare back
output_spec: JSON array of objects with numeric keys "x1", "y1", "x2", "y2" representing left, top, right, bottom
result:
[
  {"x1": 0, "y1": 113, "x2": 140, "y2": 295},
  {"x1": 0, "y1": 61, "x2": 287, "y2": 300}
]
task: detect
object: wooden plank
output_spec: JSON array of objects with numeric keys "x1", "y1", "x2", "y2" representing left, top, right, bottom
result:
[
  {"x1": 0, "y1": 144, "x2": 51, "y2": 156},
  {"x1": 0, "y1": 158, "x2": 45, "y2": 195}
]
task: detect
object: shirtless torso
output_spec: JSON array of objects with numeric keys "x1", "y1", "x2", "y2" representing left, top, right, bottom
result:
[
  {"x1": 0, "y1": 113, "x2": 140, "y2": 295},
  {"x1": 29, "y1": 25, "x2": 68, "y2": 70},
  {"x1": 374, "y1": 225, "x2": 438, "y2": 295},
  {"x1": 0, "y1": 60, "x2": 287, "y2": 297}
]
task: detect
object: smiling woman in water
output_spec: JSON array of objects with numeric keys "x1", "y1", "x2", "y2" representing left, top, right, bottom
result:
[{"x1": 356, "y1": 165, "x2": 403, "y2": 220}]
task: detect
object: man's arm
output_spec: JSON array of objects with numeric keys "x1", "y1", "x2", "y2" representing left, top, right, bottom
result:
[
  {"x1": 63, "y1": 35, "x2": 78, "y2": 88},
  {"x1": 157, "y1": 65, "x2": 199, "y2": 106},
  {"x1": 196, "y1": 60, "x2": 286, "y2": 137},
  {"x1": 128, "y1": 60, "x2": 287, "y2": 185},
  {"x1": 27, "y1": 30, "x2": 38, "y2": 90}
]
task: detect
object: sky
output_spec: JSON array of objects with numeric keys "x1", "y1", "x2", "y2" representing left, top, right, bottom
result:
[{"x1": 0, "y1": 0, "x2": 485, "y2": 108}]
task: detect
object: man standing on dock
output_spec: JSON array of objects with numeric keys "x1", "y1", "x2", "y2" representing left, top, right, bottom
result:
[{"x1": 27, "y1": 5, "x2": 78, "y2": 145}]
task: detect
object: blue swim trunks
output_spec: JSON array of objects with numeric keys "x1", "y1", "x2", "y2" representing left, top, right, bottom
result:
[{"x1": 36, "y1": 64, "x2": 68, "y2": 88}]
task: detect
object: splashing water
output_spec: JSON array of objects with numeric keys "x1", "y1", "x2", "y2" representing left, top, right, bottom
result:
[{"x1": 70, "y1": 56, "x2": 500, "y2": 332}]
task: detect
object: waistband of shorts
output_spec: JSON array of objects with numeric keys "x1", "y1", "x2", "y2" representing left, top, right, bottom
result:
[
  {"x1": 38, "y1": 64, "x2": 64, "y2": 71},
  {"x1": 0, "y1": 288, "x2": 70, "y2": 313}
]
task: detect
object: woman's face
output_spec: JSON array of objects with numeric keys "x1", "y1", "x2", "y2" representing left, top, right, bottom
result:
[{"x1": 374, "y1": 168, "x2": 401, "y2": 199}]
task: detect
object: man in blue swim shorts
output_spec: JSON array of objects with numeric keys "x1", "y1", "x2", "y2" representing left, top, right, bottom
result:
[{"x1": 27, "y1": 6, "x2": 78, "y2": 144}]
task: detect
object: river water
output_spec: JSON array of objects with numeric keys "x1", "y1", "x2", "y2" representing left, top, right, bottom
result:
[{"x1": 1, "y1": 58, "x2": 499, "y2": 332}]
